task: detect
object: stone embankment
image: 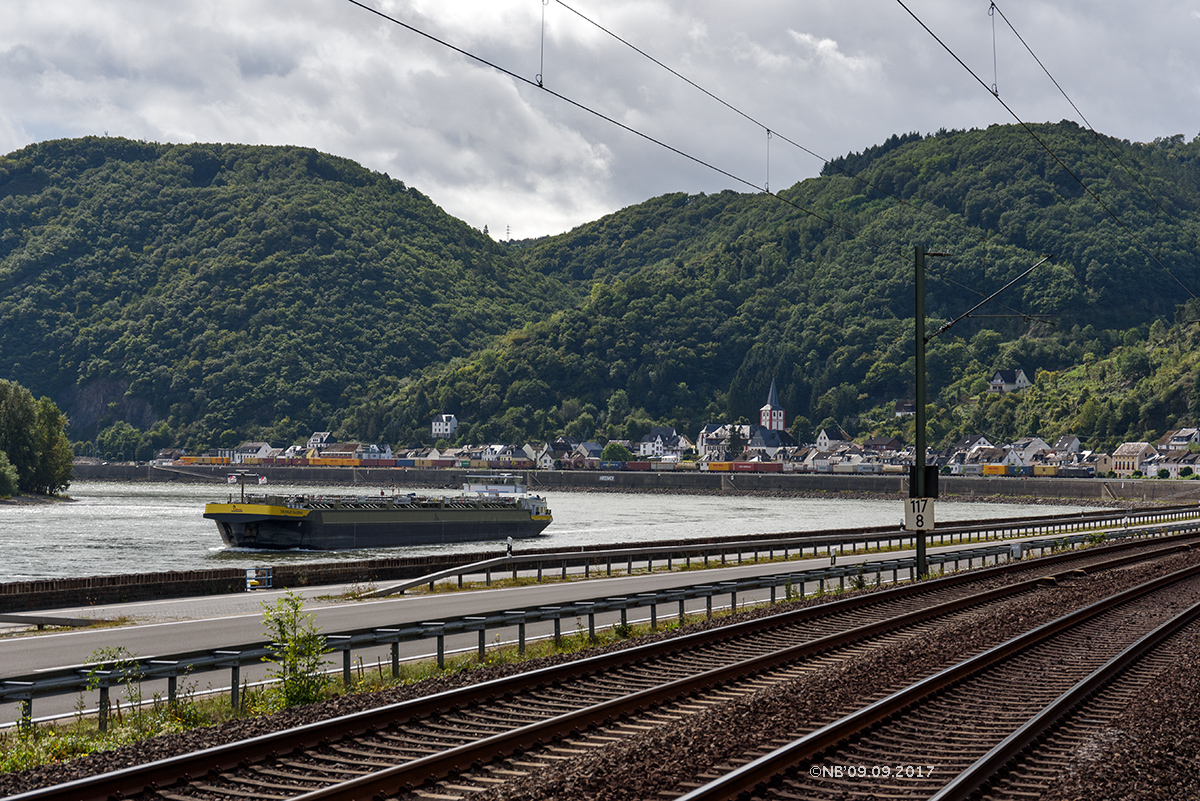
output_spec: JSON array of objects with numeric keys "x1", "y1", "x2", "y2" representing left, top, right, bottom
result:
[{"x1": 75, "y1": 461, "x2": 1200, "y2": 504}]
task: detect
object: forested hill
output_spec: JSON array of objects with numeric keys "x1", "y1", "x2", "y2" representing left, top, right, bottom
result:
[
  {"x1": 0, "y1": 137, "x2": 571, "y2": 449},
  {"x1": 4, "y1": 124, "x2": 1200, "y2": 455},
  {"x1": 370, "y1": 122, "x2": 1200, "y2": 448}
]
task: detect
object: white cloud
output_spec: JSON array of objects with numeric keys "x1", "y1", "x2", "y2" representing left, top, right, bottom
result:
[{"x1": 2, "y1": 1, "x2": 1199, "y2": 236}]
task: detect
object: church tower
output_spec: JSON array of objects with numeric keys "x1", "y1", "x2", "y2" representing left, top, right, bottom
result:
[{"x1": 760, "y1": 379, "x2": 785, "y2": 431}]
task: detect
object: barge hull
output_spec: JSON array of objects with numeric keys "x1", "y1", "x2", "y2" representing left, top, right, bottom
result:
[{"x1": 205, "y1": 504, "x2": 551, "y2": 550}]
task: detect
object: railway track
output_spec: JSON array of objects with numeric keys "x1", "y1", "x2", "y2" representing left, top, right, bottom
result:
[
  {"x1": 675, "y1": 561, "x2": 1200, "y2": 800},
  {"x1": 8, "y1": 533, "x2": 1199, "y2": 801}
]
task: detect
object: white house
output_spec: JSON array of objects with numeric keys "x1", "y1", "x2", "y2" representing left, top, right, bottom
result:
[
  {"x1": 432, "y1": 413, "x2": 458, "y2": 438},
  {"x1": 638, "y1": 426, "x2": 694, "y2": 458},
  {"x1": 988, "y1": 369, "x2": 1032, "y2": 393},
  {"x1": 1158, "y1": 428, "x2": 1200, "y2": 453},
  {"x1": 233, "y1": 441, "x2": 272, "y2": 463},
  {"x1": 815, "y1": 429, "x2": 846, "y2": 451},
  {"x1": 1010, "y1": 436, "x2": 1052, "y2": 464}
]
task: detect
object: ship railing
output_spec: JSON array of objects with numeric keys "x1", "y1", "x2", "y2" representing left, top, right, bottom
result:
[{"x1": 3, "y1": 520, "x2": 1191, "y2": 731}]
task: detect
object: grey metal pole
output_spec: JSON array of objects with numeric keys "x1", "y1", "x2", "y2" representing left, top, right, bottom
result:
[{"x1": 915, "y1": 245, "x2": 928, "y2": 577}]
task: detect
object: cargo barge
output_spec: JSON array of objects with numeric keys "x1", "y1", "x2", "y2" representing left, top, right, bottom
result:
[{"x1": 204, "y1": 475, "x2": 551, "y2": 550}]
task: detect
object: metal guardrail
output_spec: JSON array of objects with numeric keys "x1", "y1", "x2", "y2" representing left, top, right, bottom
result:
[
  {"x1": 3, "y1": 516, "x2": 1193, "y2": 730},
  {"x1": 366, "y1": 505, "x2": 1199, "y2": 596},
  {"x1": 0, "y1": 613, "x2": 94, "y2": 630}
]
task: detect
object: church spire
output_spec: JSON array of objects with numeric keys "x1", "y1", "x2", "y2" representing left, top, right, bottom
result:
[{"x1": 760, "y1": 378, "x2": 785, "y2": 431}]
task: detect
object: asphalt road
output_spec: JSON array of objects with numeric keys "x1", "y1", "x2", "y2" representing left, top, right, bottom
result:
[{"x1": 0, "y1": 533, "x2": 1059, "y2": 725}]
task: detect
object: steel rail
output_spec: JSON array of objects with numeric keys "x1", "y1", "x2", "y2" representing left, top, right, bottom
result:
[
  {"x1": 12, "y1": 537, "x2": 1191, "y2": 801},
  {"x1": 284, "y1": 577, "x2": 1055, "y2": 800},
  {"x1": 3, "y1": 567, "x2": 1031, "y2": 801},
  {"x1": 3, "y1": 522, "x2": 1189, "y2": 716},
  {"x1": 674, "y1": 560, "x2": 1200, "y2": 801},
  {"x1": 930, "y1": 596, "x2": 1200, "y2": 801}
]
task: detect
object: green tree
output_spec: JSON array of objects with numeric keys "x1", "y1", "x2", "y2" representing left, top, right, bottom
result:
[
  {"x1": 790, "y1": 414, "x2": 814, "y2": 445},
  {"x1": 29, "y1": 398, "x2": 72, "y2": 494},
  {"x1": 0, "y1": 451, "x2": 18, "y2": 497},
  {"x1": 261, "y1": 591, "x2": 330, "y2": 709},
  {"x1": 97, "y1": 421, "x2": 143, "y2": 462},
  {"x1": 0, "y1": 380, "x2": 37, "y2": 490},
  {"x1": 726, "y1": 426, "x2": 745, "y2": 460},
  {"x1": 0, "y1": 381, "x2": 71, "y2": 494},
  {"x1": 600, "y1": 442, "x2": 634, "y2": 461}
]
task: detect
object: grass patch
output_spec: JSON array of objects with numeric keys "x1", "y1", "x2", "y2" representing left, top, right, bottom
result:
[{"x1": 0, "y1": 603, "x2": 737, "y2": 774}]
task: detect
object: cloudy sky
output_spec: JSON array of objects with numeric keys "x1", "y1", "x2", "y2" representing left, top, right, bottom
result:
[{"x1": 3, "y1": 1, "x2": 1198, "y2": 238}]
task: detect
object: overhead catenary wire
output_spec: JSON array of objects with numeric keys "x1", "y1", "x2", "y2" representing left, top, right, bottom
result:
[
  {"x1": 345, "y1": 0, "x2": 1067, "y2": 325},
  {"x1": 552, "y1": 0, "x2": 1049, "y2": 319},
  {"x1": 343, "y1": 0, "x2": 888, "y2": 252},
  {"x1": 553, "y1": 0, "x2": 990, "y2": 248},
  {"x1": 894, "y1": 0, "x2": 1197, "y2": 300},
  {"x1": 989, "y1": 0, "x2": 1200, "y2": 272}
]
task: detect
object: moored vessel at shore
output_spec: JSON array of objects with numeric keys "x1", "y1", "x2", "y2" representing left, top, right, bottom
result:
[{"x1": 203, "y1": 475, "x2": 551, "y2": 550}]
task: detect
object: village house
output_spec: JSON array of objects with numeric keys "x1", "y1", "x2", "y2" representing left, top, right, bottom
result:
[
  {"x1": 431, "y1": 413, "x2": 458, "y2": 439},
  {"x1": 1052, "y1": 435, "x2": 1082, "y2": 454},
  {"x1": 815, "y1": 428, "x2": 847, "y2": 450},
  {"x1": 1009, "y1": 436, "x2": 1052, "y2": 464},
  {"x1": 988, "y1": 369, "x2": 1032, "y2": 393},
  {"x1": 1151, "y1": 451, "x2": 1200, "y2": 479},
  {"x1": 637, "y1": 426, "x2": 694, "y2": 459},
  {"x1": 1111, "y1": 442, "x2": 1158, "y2": 476},
  {"x1": 1157, "y1": 428, "x2": 1200, "y2": 453},
  {"x1": 232, "y1": 441, "x2": 272, "y2": 463}
]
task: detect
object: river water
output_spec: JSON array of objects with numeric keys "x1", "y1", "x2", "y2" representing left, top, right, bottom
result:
[{"x1": 0, "y1": 480, "x2": 1086, "y2": 582}]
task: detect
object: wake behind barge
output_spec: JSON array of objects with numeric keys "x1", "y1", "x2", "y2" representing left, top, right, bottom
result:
[{"x1": 204, "y1": 476, "x2": 551, "y2": 551}]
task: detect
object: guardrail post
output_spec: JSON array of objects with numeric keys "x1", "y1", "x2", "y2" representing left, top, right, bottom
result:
[
  {"x1": 679, "y1": 598, "x2": 686, "y2": 623},
  {"x1": 420, "y1": 624, "x2": 446, "y2": 669},
  {"x1": 98, "y1": 682, "x2": 110, "y2": 733},
  {"x1": 5, "y1": 683, "x2": 34, "y2": 731},
  {"x1": 325, "y1": 637, "x2": 354, "y2": 686},
  {"x1": 150, "y1": 660, "x2": 182, "y2": 706},
  {"x1": 18, "y1": 694, "x2": 32, "y2": 731},
  {"x1": 705, "y1": 594, "x2": 713, "y2": 620},
  {"x1": 554, "y1": 616, "x2": 562, "y2": 647},
  {"x1": 375, "y1": 629, "x2": 402, "y2": 678},
  {"x1": 577, "y1": 602, "x2": 596, "y2": 640},
  {"x1": 214, "y1": 651, "x2": 242, "y2": 710}
]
